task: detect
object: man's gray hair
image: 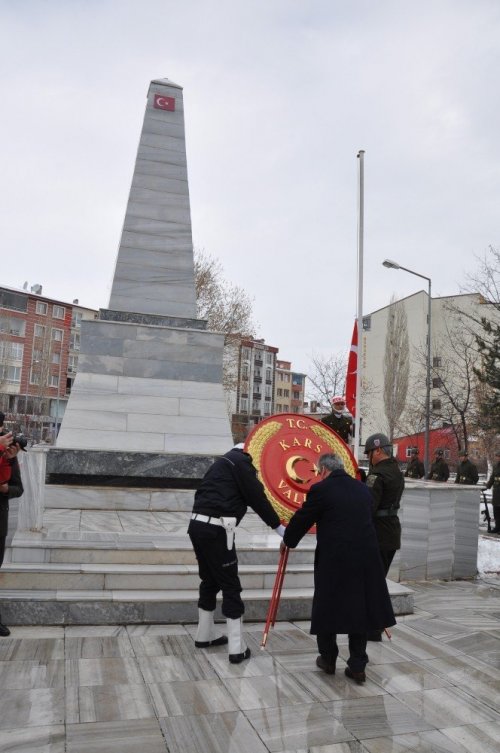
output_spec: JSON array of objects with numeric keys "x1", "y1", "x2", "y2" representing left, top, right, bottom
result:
[{"x1": 318, "y1": 453, "x2": 344, "y2": 473}]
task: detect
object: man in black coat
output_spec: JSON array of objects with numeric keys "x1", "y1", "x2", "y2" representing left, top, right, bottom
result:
[
  {"x1": 283, "y1": 453, "x2": 396, "y2": 684},
  {"x1": 188, "y1": 443, "x2": 283, "y2": 663},
  {"x1": 405, "y1": 449, "x2": 425, "y2": 479},
  {"x1": 454, "y1": 451, "x2": 479, "y2": 485},
  {"x1": 0, "y1": 414, "x2": 24, "y2": 637}
]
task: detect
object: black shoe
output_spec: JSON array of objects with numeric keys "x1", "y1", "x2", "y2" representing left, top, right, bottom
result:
[
  {"x1": 366, "y1": 631, "x2": 382, "y2": 642},
  {"x1": 0, "y1": 623, "x2": 11, "y2": 637},
  {"x1": 491, "y1": 527, "x2": 500, "y2": 534},
  {"x1": 229, "y1": 647, "x2": 251, "y2": 664},
  {"x1": 345, "y1": 667, "x2": 366, "y2": 684},
  {"x1": 316, "y1": 655, "x2": 336, "y2": 674},
  {"x1": 195, "y1": 635, "x2": 228, "y2": 648}
]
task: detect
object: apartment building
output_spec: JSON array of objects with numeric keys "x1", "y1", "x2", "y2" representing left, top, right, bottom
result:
[
  {"x1": 0, "y1": 284, "x2": 97, "y2": 440},
  {"x1": 360, "y1": 290, "x2": 496, "y2": 447},
  {"x1": 275, "y1": 359, "x2": 307, "y2": 414}
]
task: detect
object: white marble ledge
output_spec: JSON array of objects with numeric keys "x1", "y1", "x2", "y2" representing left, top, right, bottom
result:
[
  {"x1": 0, "y1": 589, "x2": 57, "y2": 600},
  {"x1": 55, "y1": 590, "x2": 110, "y2": 601}
]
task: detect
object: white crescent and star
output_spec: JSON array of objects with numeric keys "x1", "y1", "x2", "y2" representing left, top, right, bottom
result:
[{"x1": 285, "y1": 455, "x2": 320, "y2": 484}]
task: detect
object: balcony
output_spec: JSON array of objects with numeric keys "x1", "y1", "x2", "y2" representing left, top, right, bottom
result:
[
  {"x1": 254, "y1": 358, "x2": 263, "y2": 367},
  {"x1": 253, "y1": 393, "x2": 262, "y2": 401},
  {"x1": 253, "y1": 376, "x2": 262, "y2": 383}
]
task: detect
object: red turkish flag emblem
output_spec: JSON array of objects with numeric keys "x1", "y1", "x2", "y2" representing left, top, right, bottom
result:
[{"x1": 154, "y1": 94, "x2": 175, "y2": 111}]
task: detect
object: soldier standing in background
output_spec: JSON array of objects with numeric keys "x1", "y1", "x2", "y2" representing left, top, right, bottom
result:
[
  {"x1": 321, "y1": 396, "x2": 353, "y2": 444},
  {"x1": 364, "y1": 433, "x2": 405, "y2": 641},
  {"x1": 427, "y1": 449, "x2": 450, "y2": 482},
  {"x1": 405, "y1": 448, "x2": 425, "y2": 479},
  {"x1": 486, "y1": 449, "x2": 500, "y2": 534},
  {"x1": 455, "y1": 450, "x2": 479, "y2": 485}
]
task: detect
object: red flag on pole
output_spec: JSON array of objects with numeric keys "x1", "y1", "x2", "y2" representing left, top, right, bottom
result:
[{"x1": 345, "y1": 321, "x2": 358, "y2": 417}]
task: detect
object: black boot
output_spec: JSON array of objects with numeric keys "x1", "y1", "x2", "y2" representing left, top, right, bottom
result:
[{"x1": 0, "y1": 616, "x2": 10, "y2": 637}]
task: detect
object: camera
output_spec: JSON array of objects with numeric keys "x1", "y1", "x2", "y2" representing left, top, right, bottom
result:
[{"x1": 12, "y1": 434, "x2": 28, "y2": 451}]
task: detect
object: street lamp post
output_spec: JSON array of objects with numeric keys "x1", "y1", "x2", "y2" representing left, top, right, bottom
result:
[{"x1": 382, "y1": 259, "x2": 432, "y2": 475}]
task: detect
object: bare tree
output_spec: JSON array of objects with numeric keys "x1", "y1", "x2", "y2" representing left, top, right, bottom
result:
[
  {"x1": 306, "y1": 352, "x2": 347, "y2": 407},
  {"x1": 194, "y1": 250, "x2": 256, "y2": 337},
  {"x1": 383, "y1": 297, "x2": 409, "y2": 441},
  {"x1": 194, "y1": 250, "x2": 257, "y2": 395}
]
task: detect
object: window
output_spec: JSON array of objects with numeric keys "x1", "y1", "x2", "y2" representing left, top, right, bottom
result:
[
  {"x1": 276, "y1": 404, "x2": 282, "y2": 412},
  {"x1": 252, "y1": 400, "x2": 260, "y2": 411},
  {"x1": 293, "y1": 391, "x2": 300, "y2": 400},
  {"x1": 254, "y1": 384, "x2": 261, "y2": 394},
  {"x1": 52, "y1": 351, "x2": 61, "y2": 364},
  {"x1": 34, "y1": 324, "x2": 45, "y2": 338},
  {"x1": 0, "y1": 365, "x2": 21, "y2": 383},
  {"x1": 70, "y1": 332, "x2": 80, "y2": 350},
  {"x1": 0, "y1": 317, "x2": 26, "y2": 336},
  {"x1": 266, "y1": 353, "x2": 273, "y2": 364},
  {"x1": 52, "y1": 328, "x2": 63, "y2": 342},
  {"x1": 240, "y1": 398, "x2": 248, "y2": 411},
  {"x1": 277, "y1": 388, "x2": 283, "y2": 397},
  {"x1": 265, "y1": 385, "x2": 272, "y2": 398},
  {"x1": 53, "y1": 305, "x2": 65, "y2": 319},
  {"x1": 71, "y1": 310, "x2": 83, "y2": 328},
  {"x1": 36, "y1": 301, "x2": 48, "y2": 315},
  {"x1": 241, "y1": 347, "x2": 250, "y2": 360},
  {"x1": 30, "y1": 369, "x2": 40, "y2": 385},
  {"x1": 266, "y1": 368, "x2": 271, "y2": 381},
  {"x1": 362, "y1": 316, "x2": 371, "y2": 331},
  {"x1": 48, "y1": 374, "x2": 59, "y2": 387},
  {"x1": 432, "y1": 399, "x2": 442, "y2": 411},
  {"x1": 284, "y1": 389, "x2": 290, "y2": 398},
  {"x1": 68, "y1": 355, "x2": 78, "y2": 373},
  {"x1": 432, "y1": 377, "x2": 442, "y2": 388},
  {"x1": 0, "y1": 342, "x2": 23, "y2": 360},
  {"x1": 432, "y1": 356, "x2": 442, "y2": 367},
  {"x1": 0, "y1": 290, "x2": 27, "y2": 312},
  {"x1": 242, "y1": 364, "x2": 249, "y2": 378}
]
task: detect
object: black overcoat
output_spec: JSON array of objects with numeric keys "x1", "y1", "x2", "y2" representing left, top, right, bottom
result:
[{"x1": 283, "y1": 469, "x2": 396, "y2": 635}]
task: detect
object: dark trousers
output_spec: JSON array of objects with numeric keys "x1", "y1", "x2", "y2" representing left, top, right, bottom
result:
[
  {"x1": 317, "y1": 633, "x2": 368, "y2": 673},
  {"x1": 0, "y1": 503, "x2": 8, "y2": 623},
  {"x1": 494, "y1": 506, "x2": 500, "y2": 530},
  {"x1": 188, "y1": 520, "x2": 244, "y2": 619},
  {"x1": 0, "y1": 503, "x2": 8, "y2": 568},
  {"x1": 379, "y1": 549, "x2": 396, "y2": 577}
]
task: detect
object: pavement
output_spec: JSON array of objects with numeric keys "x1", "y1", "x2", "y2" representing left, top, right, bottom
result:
[{"x1": 0, "y1": 575, "x2": 499, "y2": 752}]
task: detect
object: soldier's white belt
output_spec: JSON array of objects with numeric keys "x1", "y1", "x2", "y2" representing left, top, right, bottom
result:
[
  {"x1": 191, "y1": 513, "x2": 237, "y2": 550},
  {"x1": 191, "y1": 513, "x2": 224, "y2": 526}
]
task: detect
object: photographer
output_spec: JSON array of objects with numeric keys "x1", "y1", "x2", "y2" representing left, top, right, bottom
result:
[{"x1": 0, "y1": 412, "x2": 25, "y2": 637}]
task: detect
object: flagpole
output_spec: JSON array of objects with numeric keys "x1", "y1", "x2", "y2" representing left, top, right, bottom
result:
[{"x1": 354, "y1": 150, "x2": 365, "y2": 463}]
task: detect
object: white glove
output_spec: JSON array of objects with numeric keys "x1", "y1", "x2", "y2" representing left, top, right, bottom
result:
[{"x1": 274, "y1": 524, "x2": 286, "y2": 538}]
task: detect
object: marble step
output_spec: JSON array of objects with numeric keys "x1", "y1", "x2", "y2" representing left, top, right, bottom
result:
[
  {"x1": 0, "y1": 561, "x2": 315, "y2": 591},
  {"x1": 0, "y1": 580, "x2": 414, "y2": 626},
  {"x1": 9, "y1": 539, "x2": 315, "y2": 566}
]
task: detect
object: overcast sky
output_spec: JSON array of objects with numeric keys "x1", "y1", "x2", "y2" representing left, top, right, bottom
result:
[{"x1": 1, "y1": 1, "x2": 499, "y2": 378}]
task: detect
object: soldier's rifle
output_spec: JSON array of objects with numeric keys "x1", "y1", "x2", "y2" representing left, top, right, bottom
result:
[{"x1": 481, "y1": 489, "x2": 493, "y2": 533}]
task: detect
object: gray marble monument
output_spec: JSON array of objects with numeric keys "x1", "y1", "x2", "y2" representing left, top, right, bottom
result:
[{"x1": 51, "y1": 79, "x2": 232, "y2": 484}]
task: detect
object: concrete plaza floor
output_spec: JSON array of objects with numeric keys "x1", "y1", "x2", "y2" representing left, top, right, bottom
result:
[{"x1": 0, "y1": 575, "x2": 499, "y2": 752}]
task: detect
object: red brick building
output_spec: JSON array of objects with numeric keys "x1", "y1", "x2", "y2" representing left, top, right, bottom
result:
[{"x1": 0, "y1": 284, "x2": 96, "y2": 440}]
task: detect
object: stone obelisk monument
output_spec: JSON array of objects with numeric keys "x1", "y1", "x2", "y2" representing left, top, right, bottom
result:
[{"x1": 49, "y1": 79, "x2": 233, "y2": 484}]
